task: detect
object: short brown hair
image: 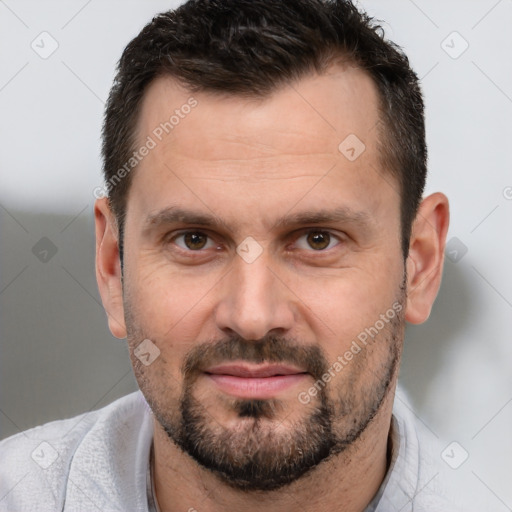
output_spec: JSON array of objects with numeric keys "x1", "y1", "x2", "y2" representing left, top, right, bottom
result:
[{"x1": 102, "y1": 0, "x2": 426, "y2": 263}]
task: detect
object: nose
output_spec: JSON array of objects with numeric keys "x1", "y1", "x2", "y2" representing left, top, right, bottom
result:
[{"x1": 213, "y1": 250, "x2": 295, "y2": 341}]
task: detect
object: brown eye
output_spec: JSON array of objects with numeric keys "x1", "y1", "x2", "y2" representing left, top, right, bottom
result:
[
  {"x1": 174, "y1": 231, "x2": 213, "y2": 251},
  {"x1": 306, "y1": 231, "x2": 331, "y2": 250},
  {"x1": 183, "y1": 232, "x2": 209, "y2": 250}
]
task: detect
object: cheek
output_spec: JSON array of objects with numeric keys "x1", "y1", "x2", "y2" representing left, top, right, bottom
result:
[
  {"x1": 297, "y1": 270, "x2": 403, "y2": 357},
  {"x1": 129, "y1": 257, "x2": 220, "y2": 336}
]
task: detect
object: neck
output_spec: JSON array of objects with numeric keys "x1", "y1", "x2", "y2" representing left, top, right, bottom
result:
[{"x1": 152, "y1": 388, "x2": 395, "y2": 512}]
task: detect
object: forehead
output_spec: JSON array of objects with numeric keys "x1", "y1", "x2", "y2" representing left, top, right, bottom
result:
[
  {"x1": 127, "y1": 65, "x2": 393, "y2": 230},
  {"x1": 137, "y1": 63, "x2": 380, "y2": 160}
]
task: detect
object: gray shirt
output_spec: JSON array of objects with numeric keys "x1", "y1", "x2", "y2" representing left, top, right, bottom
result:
[{"x1": 0, "y1": 388, "x2": 479, "y2": 511}]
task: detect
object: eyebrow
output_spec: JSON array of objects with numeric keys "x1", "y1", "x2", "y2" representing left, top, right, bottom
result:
[{"x1": 143, "y1": 206, "x2": 373, "y2": 234}]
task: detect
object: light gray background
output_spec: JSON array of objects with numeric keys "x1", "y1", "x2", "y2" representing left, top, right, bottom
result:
[{"x1": 1, "y1": 0, "x2": 511, "y2": 508}]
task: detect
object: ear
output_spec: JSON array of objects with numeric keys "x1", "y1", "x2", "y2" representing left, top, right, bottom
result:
[
  {"x1": 94, "y1": 198, "x2": 127, "y2": 338},
  {"x1": 405, "y1": 192, "x2": 450, "y2": 324}
]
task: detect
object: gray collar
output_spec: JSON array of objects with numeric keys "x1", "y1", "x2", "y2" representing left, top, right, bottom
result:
[{"x1": 147, "y1": 441, "x2": 161, "y2": 512}]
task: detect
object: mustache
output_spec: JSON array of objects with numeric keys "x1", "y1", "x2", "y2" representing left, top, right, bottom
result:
[{"x1": 181, "y1": 335, "x2": 329, "y2": 383}]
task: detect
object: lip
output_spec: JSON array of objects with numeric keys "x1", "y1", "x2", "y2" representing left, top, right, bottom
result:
[
  {"x1": 203, "y1": 363, "x2": 309, "y2": 399},
  {"x1": 205, "y1": 363, "x2": 306, "y2": 378}
]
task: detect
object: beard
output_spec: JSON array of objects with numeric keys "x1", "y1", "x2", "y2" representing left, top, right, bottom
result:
[
  {"x1": 169, "y1": 339, "x2": 339, "y2": 491},
  {"x1": 125, "y1": 285, "x2": 405, "y2": 492}
]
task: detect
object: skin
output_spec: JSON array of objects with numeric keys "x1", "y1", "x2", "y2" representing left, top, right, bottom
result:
[{"x1": 95, "y1": 64, "x2": 449, "y2": 512}]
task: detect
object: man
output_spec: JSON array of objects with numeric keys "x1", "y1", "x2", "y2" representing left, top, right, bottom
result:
[{"x1": 0, "y1": 0, "x2": 472, "y2": 510}]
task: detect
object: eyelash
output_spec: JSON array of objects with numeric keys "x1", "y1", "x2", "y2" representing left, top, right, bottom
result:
[{"x1": 166, "y1": 229, "x2": 343, "y2": 254}]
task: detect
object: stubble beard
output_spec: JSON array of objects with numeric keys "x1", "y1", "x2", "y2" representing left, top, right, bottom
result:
[{"x1": 126, "y1": 287, "x2": 405, "y2": 492}]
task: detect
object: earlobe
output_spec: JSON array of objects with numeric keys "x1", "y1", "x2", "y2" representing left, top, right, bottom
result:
[
  {"x1": 94, "y1": 198, "x2": 127, "y2": 338},
  {"x1": 405, "y1": 193, "x2": 450, "y2": 325}
]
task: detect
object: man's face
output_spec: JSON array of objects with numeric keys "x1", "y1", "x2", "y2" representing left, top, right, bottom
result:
[{"x1": 119, "y1": 66, "x2": 406, "y2": 490}]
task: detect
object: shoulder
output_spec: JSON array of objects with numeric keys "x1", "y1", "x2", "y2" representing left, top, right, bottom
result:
[
  {"x1": 0, "y1": 391, "x2": 152, "y2": 512},
  {"x1": 388, "y1": 387, "x2": 493, "y2": 512}
]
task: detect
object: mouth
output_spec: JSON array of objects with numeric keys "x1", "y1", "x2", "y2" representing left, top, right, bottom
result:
[{"x1": 203, "y1": 363, "x2": 310, "y2": 399}]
